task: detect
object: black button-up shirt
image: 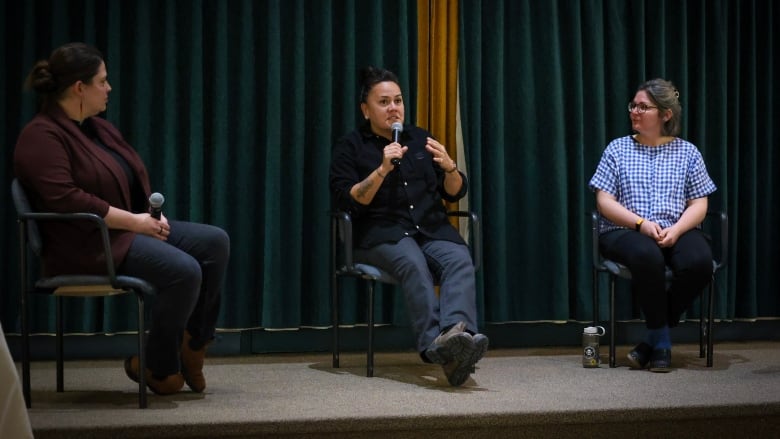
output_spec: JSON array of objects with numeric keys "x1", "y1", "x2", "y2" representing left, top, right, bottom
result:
[{"x1": 329, "y1": 122, "x2": 467, "y2": 249}]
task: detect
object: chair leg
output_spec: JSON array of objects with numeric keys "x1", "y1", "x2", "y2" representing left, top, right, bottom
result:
[
  {"x1": 20, "y1": 294, "x2": 31, "y2": 408},
  {"x1": 332, "y1": 274, "x2": 340, "y2": 369},
  {"x1": 137, "y1": 293, "x2": 147, "y2": 409},
  {"x1": 609, "y1": 276, "x2": 616, "y2": 368},
  {"x1": 56, "y1": 296, "x2": 64, "y2": 393},
  {"x1": 707, "y1": 278, "x2": 715, "y2": 367},
  {"x1": 699, "y1": 285, "x2": 706, "y2": 359},
  {"x1": 593, "y1": 270, "x2": 600, "y2": 326},
  {"x1": 18, "y1": 223, "x2": 32, "y2": 408},
  {"x1": 366, "y1": 280, "x2": 375, "y2": 378}
]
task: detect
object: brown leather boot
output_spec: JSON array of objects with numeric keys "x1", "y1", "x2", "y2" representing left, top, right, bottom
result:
[
  {"x1": 124, "y1": 356, "x2": 184, "y2": 395},
  {"x1": 180, "y1": 330, "x2": 209, "y2": 393}
]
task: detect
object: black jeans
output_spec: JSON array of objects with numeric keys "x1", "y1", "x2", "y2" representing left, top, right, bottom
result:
[
  {"x1": 599, "y1": 228, "x2": 712, "y2": 329},
  {"x1": 119, "y1": 220, "x2": 230, "y2": 376}
]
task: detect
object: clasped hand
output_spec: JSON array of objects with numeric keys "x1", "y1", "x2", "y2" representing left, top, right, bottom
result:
[
  {"x1": 639, "y1": 220, "x2": 680, "y2": 247},
  {"x1": 141, "y1": 213, "x2": 169, "y2": 241}
]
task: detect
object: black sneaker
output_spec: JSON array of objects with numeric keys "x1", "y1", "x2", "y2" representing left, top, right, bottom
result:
[
  {"x1": 424, "y1": 321, "x2": 467, "y2": 364},
  {"x1": 649, "y1": 349, "x2": 672, "y2": 373},
  {"x1": 627, "y1": 342, "x2": 653, "y2": 369},
  {"x1": 462, "y1": 333, "x2": 489, "y2": 374},
  {"x1": 440, "y1": 333, "x2": 479, "y2": 386},
  {"x1": 471, "y1": 333, "x2": 489, "y2": 367}
]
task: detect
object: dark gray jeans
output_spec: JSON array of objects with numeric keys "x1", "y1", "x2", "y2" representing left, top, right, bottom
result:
[
  {"x1": 355, "y1": 236, "x2": 477, "y2": 355},
  {"x1": 119, "y1": 220, "x2": 230, "y2": 376}
]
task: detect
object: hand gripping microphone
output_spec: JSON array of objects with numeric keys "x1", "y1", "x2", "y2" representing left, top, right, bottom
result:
[
  {"x1": 390, "y1": 122, "x2": 403, "y2": 166},
  {"x1": 149, "y1": 192, "x2": 165, "y2": 220}
]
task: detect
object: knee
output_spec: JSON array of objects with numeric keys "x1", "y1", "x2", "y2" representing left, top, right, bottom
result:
[
  {"x1": 684, "y1": 253, "x2": 714, "y2": 279},
  {"x1": 171, "y1": 256, "x2": 203, "y2": 293},
  {"x1": 437, "y1": 250, "x2": 475, "y2": 285},
  {"x1": 449, "y1": 253, "x2": 475, "y2": 275},
  {"x1": 627, "y1": 244, "x2": 665, "y2": 270},
  {"x1": 397, "y1": 257, "x2": 429, "y2": 278},
  {"x1": 205, "y1": 226, "x2": 231, "y2": 261}
]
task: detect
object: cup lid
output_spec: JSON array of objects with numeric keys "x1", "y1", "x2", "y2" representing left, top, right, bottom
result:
[{"x1": 583, "y1": 326, "x2": 605, "y2": 334}]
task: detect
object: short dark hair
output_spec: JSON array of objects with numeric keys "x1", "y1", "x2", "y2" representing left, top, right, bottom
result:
[
  {"x1": 24, "y1": 42, "x2": 104, "y2": 107},
  {"x1": 358, "y1": 66, "x2": 400, "y2": 103}
]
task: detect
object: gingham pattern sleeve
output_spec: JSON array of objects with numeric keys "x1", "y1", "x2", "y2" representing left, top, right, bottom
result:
[
  {"x1": 685, "y1": 146, "x2": 717, "y2": 200},
  {"x1": 588, "y1": 137, "x2": 623, "y2": 197}
]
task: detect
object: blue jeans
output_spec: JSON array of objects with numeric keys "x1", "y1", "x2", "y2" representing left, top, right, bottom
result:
[
  {"x1": 119, "y1": 220, "x2": 230, "y2": 376},
  {"x1": 355, "y1": 236, "x2": 478, "y2": 355}
]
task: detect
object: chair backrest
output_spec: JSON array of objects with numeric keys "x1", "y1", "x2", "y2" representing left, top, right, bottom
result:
[
  {"x1": 11, "y1": 179, "x2": 43, "y2": 257},
  {"x1": 590, "y1": 210, "x2": 606, "y2": 271},
  {"x1": 447, "y1": 210, "x2": 481, "y2": 272},
  {"x1": 11, "y1": 178, "x2": 132, "y2": 289},
  {"x1": 702, "y1": 211, "x2": 728, "y2": 273},
  {"x1": 331, "y1": 210, "x2": 356, "y2": 273}
]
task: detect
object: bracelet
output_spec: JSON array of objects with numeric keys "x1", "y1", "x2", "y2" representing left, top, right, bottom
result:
[
  {"x1": 376, "y1": 168, "x2": 387, "y2": 179},
  {"x1": 445, "y1": 162, "x2": 458, "y2": 173},
  {"x1": 635, "y1": 218, "x2": 644, "y2": 231}
]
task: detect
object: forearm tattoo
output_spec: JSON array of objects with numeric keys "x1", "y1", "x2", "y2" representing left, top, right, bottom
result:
[{"x1": 355, "y1": 177, "x2": 375, "y2": 199}]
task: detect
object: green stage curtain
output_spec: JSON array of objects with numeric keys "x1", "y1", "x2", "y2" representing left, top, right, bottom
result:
[
  {"x1": 1, "y1": 0, "x2": 777, "y2": 340},
  {"x1": 0, "y1": 0, "x2": 418, "y2": 333},
  {"x1": 458, "y1": 0, "x2": 779, "y2": 323}
]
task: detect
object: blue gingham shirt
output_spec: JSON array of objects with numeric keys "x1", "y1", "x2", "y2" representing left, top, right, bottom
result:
[{"x1": 588, "y1": 135, "x2": 717, "y2": 233}]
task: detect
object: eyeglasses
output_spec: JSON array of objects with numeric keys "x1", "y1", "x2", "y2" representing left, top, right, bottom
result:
[{"x1": 628, "y1": 102, "x2": 658, "y2": 114}]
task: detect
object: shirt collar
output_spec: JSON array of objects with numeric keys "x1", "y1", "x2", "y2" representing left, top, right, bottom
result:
[{"x1": 359, "y1": 121, "x2": 408, "y2": 142}]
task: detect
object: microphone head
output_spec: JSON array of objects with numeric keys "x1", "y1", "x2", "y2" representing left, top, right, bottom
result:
[
  {"x1": 149, "y1": 192, "x2": 165, "y2": 208},
  {"x1": 391, "y1": 122, "x2": 403, "y2": 133}
]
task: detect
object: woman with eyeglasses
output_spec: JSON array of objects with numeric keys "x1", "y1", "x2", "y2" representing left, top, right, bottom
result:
[{"x1": 588, "y1": 78, "x2": 717, "y2": 372}]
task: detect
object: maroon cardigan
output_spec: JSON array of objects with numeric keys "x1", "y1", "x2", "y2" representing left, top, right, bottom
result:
[{"x1": 14, "y1": 105, "x2": 152, "y2": 275}]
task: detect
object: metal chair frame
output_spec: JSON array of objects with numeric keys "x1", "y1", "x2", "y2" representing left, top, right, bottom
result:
[
  {"x1": 12, "y1": 178, "x2": 153, "y2": 408},
  {"x1": 330, "y1": 210, "x2": 481, "y2": 377},
  {"x1": 591, "y1": 209, "x2": 728, "y2": 368}
]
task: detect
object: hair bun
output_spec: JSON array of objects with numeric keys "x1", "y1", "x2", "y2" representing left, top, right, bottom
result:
[
  {"x1": 359, "y1": 65, "x2": 378, "y2": 85},
  {"x1": 26, "y1": 60, "x2": 57, "y2": 94},
  {"x1": 357, "y1": 66, "x2": 399, "y2": 104}
]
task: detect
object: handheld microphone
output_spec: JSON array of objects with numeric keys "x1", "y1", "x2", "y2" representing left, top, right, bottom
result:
[
  {"x1": 149, "y1": 192, "x2": 165, "y2": 220},
  {"x1": 390, "y1": 122, "x2": 403, "y2": 166}
]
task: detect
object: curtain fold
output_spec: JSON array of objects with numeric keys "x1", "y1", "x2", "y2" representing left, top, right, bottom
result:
[
  {"x1": 416, "y1": 0, "x2": 462, "y2": 218},
  {"x1": 415, "y1": 0, "x2": 459, "y2": 149},
  {"x1": 0, "y1": 0, "x2": 419, "y2": 334},
  {"x1": 1, "y1": 0, "x2": 777, "y2": 340},
  {"x1": 458, "y1": 0, "x2": 779, "y2": 323}
]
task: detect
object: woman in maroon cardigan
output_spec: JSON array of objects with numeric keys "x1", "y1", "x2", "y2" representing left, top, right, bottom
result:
[{"x1": 14, "y1": 42, "x2": 230, "y2": 396}]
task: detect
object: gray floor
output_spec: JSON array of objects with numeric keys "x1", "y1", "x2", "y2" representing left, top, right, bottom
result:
[{"x1": 24, "y1": 341, "x2": 780, "y2": 438}]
